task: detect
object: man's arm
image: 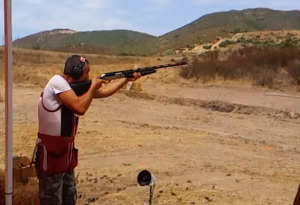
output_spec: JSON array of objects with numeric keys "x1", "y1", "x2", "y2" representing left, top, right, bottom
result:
[
  {"x1": 58, "y1": 78, "x2": 104, "y2": 115},
  {"x1": 93, "y1": 72, "x2": 141, "y2": 98}
]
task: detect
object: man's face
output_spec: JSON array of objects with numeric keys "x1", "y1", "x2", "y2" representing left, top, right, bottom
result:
[{"x1": 77, "y1": 63, "x2": 90, "y2": 81}]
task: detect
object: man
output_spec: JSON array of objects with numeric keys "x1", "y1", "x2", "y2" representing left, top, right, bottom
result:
[
  {"x1": 294, "y1": 184, "x2": 300, "y2": 205},
  {"x1": 31, "y1": 55, "x2": 141, "y2": 205}
]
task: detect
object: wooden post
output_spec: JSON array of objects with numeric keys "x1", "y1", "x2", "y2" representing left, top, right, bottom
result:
[{"x1": 4, "y1": 0, "x2": 14, "y2": 204}]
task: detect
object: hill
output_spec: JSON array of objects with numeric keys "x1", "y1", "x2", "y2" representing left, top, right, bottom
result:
[
  {"x1": 158, "y1": 8, "x2": 300, "y2": 51},
  {"x1": 13, "y1": 29, "x2": 156, "y2": 56},
  {"x1": 12, "y1": 8, "x2": 300, "y2": 56}
]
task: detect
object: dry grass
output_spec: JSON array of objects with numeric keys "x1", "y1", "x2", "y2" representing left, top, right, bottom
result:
[
  {"x1": 0, "y1": 45, "x2": 299, "y2": 205},
  {"x1": 0, "y1": 47, "x2": 180, "y2": 205},
  {"x1": 180, "y1": 47, "x2": 300, "y2": 91},
  {"x1": 0, "y1": 47, "x2": 176, "y2": 88},
  {"x1": 0, "y1": 173, "x2": 39, "y2": 205}
]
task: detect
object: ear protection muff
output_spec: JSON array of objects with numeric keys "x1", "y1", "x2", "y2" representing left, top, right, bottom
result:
[{"x1": 70, "y1": 57, "x2": 85, "y2": 79}]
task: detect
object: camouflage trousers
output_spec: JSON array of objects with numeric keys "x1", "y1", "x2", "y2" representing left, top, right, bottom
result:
[{"x1": 36, "y1": 169, "x2": 77, "y2": 205}]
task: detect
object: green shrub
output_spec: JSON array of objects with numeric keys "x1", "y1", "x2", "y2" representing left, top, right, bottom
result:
[{"x1": 219, "y1": 40, "x2": 236, "y2": 48}]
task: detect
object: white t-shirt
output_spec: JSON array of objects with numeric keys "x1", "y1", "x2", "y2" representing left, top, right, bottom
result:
[{"x1": 38, "y1": 75, "x2": 72, "y2": 136}]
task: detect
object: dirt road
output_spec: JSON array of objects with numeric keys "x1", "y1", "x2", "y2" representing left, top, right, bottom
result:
[{"x1": 0, "y1": 81, "x2": 299, "y2": 205}]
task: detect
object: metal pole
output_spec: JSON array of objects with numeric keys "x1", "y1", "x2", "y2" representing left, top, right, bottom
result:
[{"x1": 4, "y1": 0, "x2": 14, "y2": 204}]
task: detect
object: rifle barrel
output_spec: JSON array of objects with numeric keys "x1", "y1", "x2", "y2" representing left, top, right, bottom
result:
[
  {"x1": 99, "y1": 61, "x2": 187, "y2": 80},
  {"x1": 137, "y1": 61, "x2": 187, "y2": 70}
]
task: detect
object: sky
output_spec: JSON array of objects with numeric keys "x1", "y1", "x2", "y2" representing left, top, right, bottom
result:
[{"x1": 0, "y1": 0, "x2": 300, "y2": 41}]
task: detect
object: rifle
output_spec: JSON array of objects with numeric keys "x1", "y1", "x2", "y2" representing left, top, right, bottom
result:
[{"x1": 69, "y1": 61, "x2": 187, "y2": 95}]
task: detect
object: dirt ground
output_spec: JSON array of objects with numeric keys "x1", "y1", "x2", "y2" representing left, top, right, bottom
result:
[{"x1": 0, "y1": 74, "x2": 300, "y2": 204}]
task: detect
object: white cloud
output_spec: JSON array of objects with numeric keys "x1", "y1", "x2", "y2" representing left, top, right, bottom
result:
[
  {"x1": 140, "y1": 0, "x2": 174, "y2": 13},
  {"x1": 11, "y1": 0, "x2": 134, "y2": 33},
  {"x1": 18, "y1": 0, "x2": 47, "y2": 4},
  {"x1": 77, "y1": 0, "x2": 107, "y2": 10},
  {"x1": 190, "y1": 0, "x2": 299, "y2": 10},
  {"x1": 2, "y1": 0, "x2": 300, "y2": 39},
  {"x1": 145, "y1": 0, "x2": 174, "y2": 6}
]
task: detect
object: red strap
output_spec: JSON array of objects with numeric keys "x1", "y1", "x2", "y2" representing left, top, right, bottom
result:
[{"x1": 40, "y1": 92, "x2": 62, "y2": 112}]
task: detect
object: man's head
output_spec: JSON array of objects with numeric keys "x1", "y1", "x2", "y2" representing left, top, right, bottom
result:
[{"x1": 64, "y1": 55, "x2": 90, "y2": 81}]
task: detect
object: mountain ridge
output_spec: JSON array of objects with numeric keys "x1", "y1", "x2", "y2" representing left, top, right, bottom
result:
[{"x1": 13, "y1": 8, "x2": 300, "y2": 56}]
